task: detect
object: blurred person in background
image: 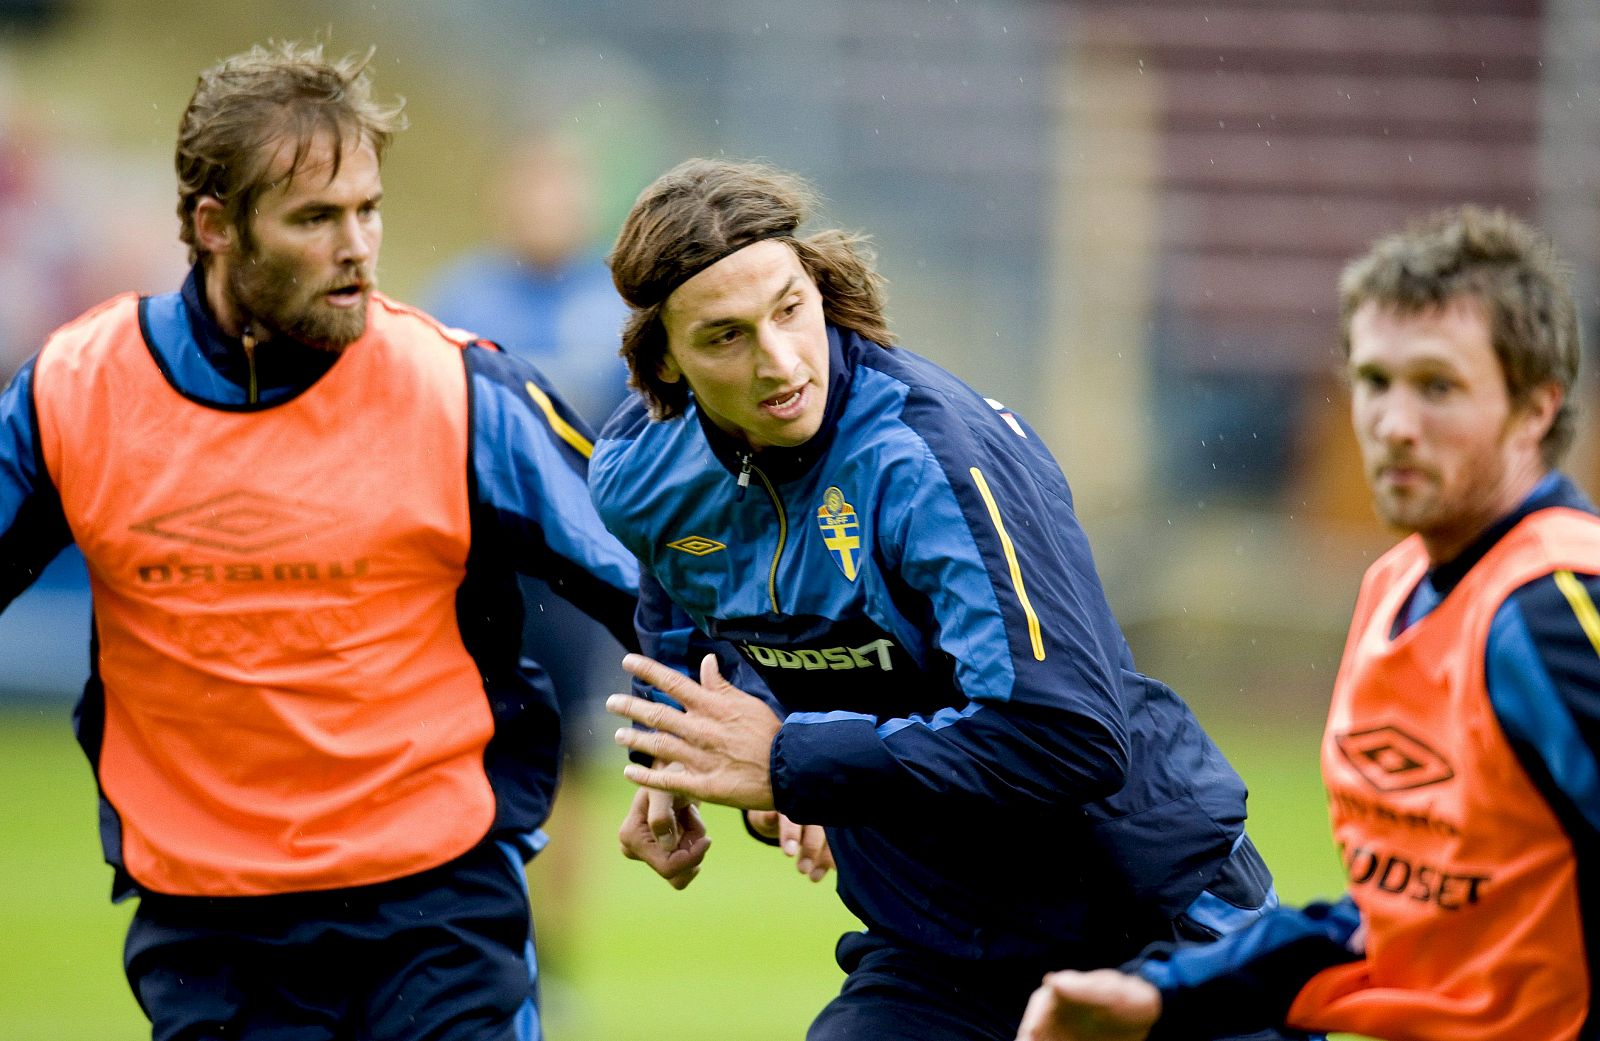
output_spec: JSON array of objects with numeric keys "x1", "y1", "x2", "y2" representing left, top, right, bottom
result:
[
  {"x1": 0, "y1": 40, "x2": 638, "y2": 1041},
  {"x1": 593, "y1": 157, "x2": 1290, "y2": 1041},
  {"x1": 425, "y1": 127, "x2": 631, "y2": 425},
  {"x1": 1016, "y1": 206, "x2": 1599, "y2": 1041},
  {"x1": 424, "y1": 126, "x2": 633, "y2": 983}
]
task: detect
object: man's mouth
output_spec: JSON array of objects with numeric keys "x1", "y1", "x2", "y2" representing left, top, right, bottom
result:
[
  {"x1": 761, "y1": 385, "x2": 807, "y2": 417},
  {"x1": 323, "y1": 277, "x2": 369, "y2": 307},
  {"x1": 1377, "y1": 462, "x2": 1430, "y2": 487}
]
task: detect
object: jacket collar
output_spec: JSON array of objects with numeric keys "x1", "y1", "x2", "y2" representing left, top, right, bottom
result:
[
  {"x1": 692, "y1": 324, "x2": 856, "y2": 485},
  {"x1": 1424, "y1": 470, "x2": 1596, "y2": 599},
  {"x1": 181, "y1": 264, "x2": 340, "y2": 395}
]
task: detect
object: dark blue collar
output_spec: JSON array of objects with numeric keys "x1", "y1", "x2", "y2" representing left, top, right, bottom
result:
[
  {"x1": 693, "y1": 324, "x2": 857, "y2": 485},
  {"x1": 180, "y1": 264, "x2": 340, "y2": 396},
  {"x1": 1424, "y1": 471, "x2": 1596, "y2": 599}
]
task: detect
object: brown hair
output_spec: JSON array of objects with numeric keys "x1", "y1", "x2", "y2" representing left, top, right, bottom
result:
[
  {"x1": 608, "y1": 158, "x2": 894, "y2": 418},
  {"x1": 1339, "y1": 205, "x2": 1581, "y2": 466},
  {"x1": 175, "y1": 40, "x2": 407, "y2": 262}
]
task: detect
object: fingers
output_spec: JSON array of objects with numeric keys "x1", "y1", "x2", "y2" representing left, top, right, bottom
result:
[
  {"x1": 1015, "y1": 979, "x2": 1061, "y2": 1041},
  {"x1": 618, "y1": 786, "x2": 654, "y2": 862},
  {"x1": 622, "y1": 653, "x2": 705, "y2": 705},
  {"x1": 1012, "y1": 970, "x2": 1162, "y2": 1041},
  {"x1": 617, "y1": 786, "x2": 713, "y2": 890},
  {"x1": 646, "y1": 780, "x2": 683, "y2": 852},
  {"x1": 777, "y1": 814, "x2": 833, "y2": 883},
  {"x1": 606, "y1": 692, "x2": 687, "y2": 733},
  {"x1": 698, "y1": 652, "x2": 730, "y2": 691},
  {"x1": 612, "y1": 723, "x2": 699, "y2": 764},
  {"x1": 801, "y1": 823, "x2": 835, "y2": 876},
  {"x1": 622, "y1": 760, "x2": 708, "y2": 801}
]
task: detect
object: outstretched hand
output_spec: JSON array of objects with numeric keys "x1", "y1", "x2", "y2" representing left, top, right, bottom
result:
[
  {"x1": 607, "y1": 653, "x2": 780, "y2": 811},
  {"x1": 1014, "y1": 969, "x2": 1161, "y2": 1041}
]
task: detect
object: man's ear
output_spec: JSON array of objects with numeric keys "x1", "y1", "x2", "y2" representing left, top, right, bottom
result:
[
  {"x1": 1517, "y1": 381, "x2": 1564, "y2": 447},
  {"x1": 193, "y1": 197, "x2": 237, "y2": 255},
  {"x1": 658, "y1": 351, "x2": 682, "y2": 385}
]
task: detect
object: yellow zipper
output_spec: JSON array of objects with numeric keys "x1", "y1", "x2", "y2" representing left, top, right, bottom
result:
[{"x1": 749, "y1": 461, "x2": 787, "y2": 613}]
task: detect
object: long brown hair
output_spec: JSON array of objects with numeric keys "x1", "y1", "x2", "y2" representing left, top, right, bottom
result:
[
  {"x1": 175, "y1": 40, "x2": 407, "y2": 262},
  {"x1": 1339, "y1": 205, "x2": 1580, "y2": 466},
  {"x1": 608, "y1": 158, "x2": 894, "y2": 418}
]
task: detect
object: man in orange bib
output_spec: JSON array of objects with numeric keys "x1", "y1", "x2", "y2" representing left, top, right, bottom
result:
[
  {"x1": 0, "y1": 42, "x2": 639, "y2": 1041},
  {"x1": 1016, "y1": 208, "x2": 1599, "y2": 1041}
]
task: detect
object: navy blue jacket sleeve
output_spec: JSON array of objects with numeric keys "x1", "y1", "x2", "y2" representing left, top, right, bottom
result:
[
  {"x1": 1132, "y1": 896, "x2": 1363, "y2": 1041},
  {"x1": 464, "y1": 345, "x2": 639, "y2": 650},
  {"x1": 772, "y1": 407, "x2": 1131, "y2": 824},
  {"x1": 0, "y1": 358, "x2": 72, "y2": 608}
]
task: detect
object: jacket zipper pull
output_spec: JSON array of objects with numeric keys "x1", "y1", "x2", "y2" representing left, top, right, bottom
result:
[
  {"x1": 241, "y1": 325, "x2": 260, "y2": 405},
  {"x1": 736, "y1": 452, "x2": 752, "y2": 501}
]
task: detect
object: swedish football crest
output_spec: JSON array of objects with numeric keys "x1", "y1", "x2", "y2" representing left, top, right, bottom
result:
[{"x1": 816, "y1": 486, "x2": 861, "y2": 581}]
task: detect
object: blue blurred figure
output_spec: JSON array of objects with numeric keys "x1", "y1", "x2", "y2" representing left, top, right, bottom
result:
[
  {"x1": 427, "y1": 131, "x2": 631, "y2": 423},
  {"x1": 424, "y1": 128, "x2": 631, "y2": 987}
]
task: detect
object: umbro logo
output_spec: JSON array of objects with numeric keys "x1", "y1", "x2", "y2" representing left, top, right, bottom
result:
[
  {"x1": 1336, "y1": 726, "x2": 1455, "y2": 792},
  {"x1": 131, "y1": 491, "x2": 339, "y2": 554},
  {"x1": 667, "y1": 535, "x2": 726, "y2": 557}
]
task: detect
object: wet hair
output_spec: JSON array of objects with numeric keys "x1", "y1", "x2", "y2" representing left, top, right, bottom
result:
[
  {"x1": 608, "y1": 158, "x2": 894, "y2": 418},
  {"x1": 1339, "y1": 205, "x2": 1581, "y2": 466},
  {"x1": 175, "y1": 40, "x2": 407, "y2": 262}
]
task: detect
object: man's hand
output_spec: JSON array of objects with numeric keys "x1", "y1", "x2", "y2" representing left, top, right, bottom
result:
[
  {"x1": 748, "y1": 810, "x2": 835, "y2": 883},
  {"x1": 1015, "y1": 970, "x2": 1161, "y2": 1041},
  {"x1": 607, "y1": 653, "x2": 780, "y2": 811},
  {"x1": 617, "y1": 782, "x2": 710, "y2": 890}
]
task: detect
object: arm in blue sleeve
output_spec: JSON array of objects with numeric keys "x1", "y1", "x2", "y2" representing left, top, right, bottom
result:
[
  {"x1": 772, "y1": 425, "x2": 1130, "y2": 825},
  {"x1": 1486, "y1": 571, "x2": 1600, "y2": 856},
  {"x1": 466, "y1": 345, "x2": 639, "y2": 650},
  {"x1": 1132, "y1": 895, "x2": 1363, "y2": 1041},
  {"x1": 0, "y1": 358, "x2": 72, "y2": 608}
]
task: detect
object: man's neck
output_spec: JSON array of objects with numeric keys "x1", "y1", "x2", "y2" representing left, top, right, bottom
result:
[
  {"x1": 200, "y1": 256, "x2": 250, "y2": 339},
  {"x1": 1421, "y1": 463, "x2": 1551, "y2": 567}
]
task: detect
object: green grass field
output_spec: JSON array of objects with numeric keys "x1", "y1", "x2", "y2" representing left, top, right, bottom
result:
[{"x1": 0, "y1": 705, "x2": 1343, "y2": 1041}]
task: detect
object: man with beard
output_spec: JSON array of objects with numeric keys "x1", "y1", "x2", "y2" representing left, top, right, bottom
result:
[
  {"x1": 1015, "y1": 207, "x2": 1600, "y2": 1041},
  {"x1": 0, "y1": 42, "x2": 638, "y2": 1041}
]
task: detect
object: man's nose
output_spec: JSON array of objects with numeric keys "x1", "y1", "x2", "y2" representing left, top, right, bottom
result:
[
  {"x1": 1372, "y1": 390, "x2": 1422, "y2": 445},
  {"x1": 334, "y1": 213, "x2": 374, "y2": 266},
  {"x1": 752, "y1": 325, "x2": 800, "y2": 380}
]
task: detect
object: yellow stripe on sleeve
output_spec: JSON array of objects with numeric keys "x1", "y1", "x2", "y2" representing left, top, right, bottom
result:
[
  {"x1": 969, "y1": 466, "x2": 1045, "y2": 661},
  {"x1": 1554, "y1": 569, "x2": 1600, "y2": 659},
  {"x1": 524, "y1": 380, "x2": 594, "y2": 459}
]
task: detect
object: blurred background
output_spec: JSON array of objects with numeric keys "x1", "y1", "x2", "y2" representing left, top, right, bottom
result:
[{"x1": 1, "y1": 1, "x2": 1596, "y2": 1039}]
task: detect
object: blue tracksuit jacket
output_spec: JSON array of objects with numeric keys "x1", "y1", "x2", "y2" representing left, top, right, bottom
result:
[{"x1": 590, "y1": 326, "x2": 1262, "y2": 964}]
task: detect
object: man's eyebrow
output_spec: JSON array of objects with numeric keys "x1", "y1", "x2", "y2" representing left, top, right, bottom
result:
[
  {"x1": 284, "y1": 191, "x2": 383, "y2": 217},
  {"x1": 690, "y1": 275, "x2": 799, "y2": 333}
]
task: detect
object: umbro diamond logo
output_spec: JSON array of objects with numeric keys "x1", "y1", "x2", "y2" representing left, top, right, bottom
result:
[
  {"x1": 667, "y1": 535, "x2": 726, "y2": 556},
  {"x1": 131, "y1": 491, "x2": 339, "y2": 554},
  {"x1": 1336, "y1": 726, "x2": 1455, "y2": 792}
]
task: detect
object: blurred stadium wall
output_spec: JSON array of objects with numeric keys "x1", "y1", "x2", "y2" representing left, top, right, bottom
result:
[{"x1": 0, "y1": 0, "x2": 1596, "y2": 719}]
